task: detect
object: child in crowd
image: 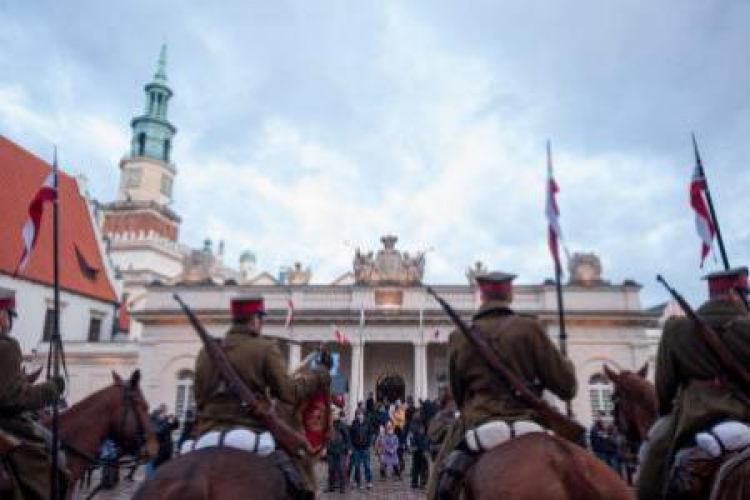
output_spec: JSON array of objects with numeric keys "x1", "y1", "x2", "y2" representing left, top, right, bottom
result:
[{"x1": 378, "y1": 421, "x2": 401, "y2": 480}]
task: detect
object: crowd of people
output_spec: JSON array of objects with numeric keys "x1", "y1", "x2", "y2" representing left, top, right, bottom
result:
[{"x1": 324, "y1": 393, "x2": 441, "y2": 493}]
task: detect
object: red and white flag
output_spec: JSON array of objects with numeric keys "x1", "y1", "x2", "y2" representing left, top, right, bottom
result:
[
  {"x1": 545, "y1": 142, "x2": 564, "y2": 274},
  {"x1": 333, "y1": 325, "x2": 349, "y2": 345},
  {"x1": 690, "y1": 163, "x2": 715, "y2": 267},
  {"x1": 284, "y1": 299, "x2": 295, "y2": 328},
  {"x1": 16, "y1": 172, "x2": 55, "y2": 274}
]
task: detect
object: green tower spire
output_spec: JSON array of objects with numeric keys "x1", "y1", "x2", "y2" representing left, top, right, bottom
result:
[{"x1": 129, "y1": 45, "x2": 177, "y2": 162}]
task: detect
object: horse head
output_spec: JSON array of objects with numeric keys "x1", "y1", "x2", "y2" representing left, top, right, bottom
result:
[
  {"x1": 603, "y1": 363, "x2": 657, "y2": 449},
  {"x1": 108, "y1": 370, "x2": 158, "y2": 459}
]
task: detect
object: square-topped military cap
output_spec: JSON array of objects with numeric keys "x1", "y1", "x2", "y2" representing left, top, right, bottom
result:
[
  {"x1": 475, "y1": 271, "x2": 517, "y2": 294},
  {"x1": 230, "y1": 294, "x2": 266, "y2": 319},
  {"x1": 703, "y1": 267, "x2": 749, "y2": 296}
]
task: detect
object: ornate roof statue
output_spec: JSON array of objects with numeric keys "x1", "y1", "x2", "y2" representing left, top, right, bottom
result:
[
  {"x1": 281, "y1": 262, "x2": 312, "y2": 286},
  {"x1": 466, "y1": 260, "x2": 488, "y2": 285},
  {"x1": 353, "y1": 235, "x2": 425, "y2": 286},
  {"x1": 568, "y1": 252, "x2": 606, "y2": 286}
]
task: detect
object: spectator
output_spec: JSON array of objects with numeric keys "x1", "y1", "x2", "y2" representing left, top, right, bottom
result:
[
  {"x1": 326, "y1": 410, "x2": 350, "y2": 493},
  {"x1": 366, "y1": 392, "x2": 375, "y2": 415},
  {"x1": 99, "y1": 439, "x2": 119, "y2": 489},
  {"x1": 349, "y1": 410, "x2": 374, "y2": 490},
  {"x1": 589, "y1": 416, "x2": 611, "y2": 464},
  {"x1": 408, "y1": 416, "x2": 430, "y2": 489},
  {"x1": 377, "y1": 421, "x2": 401, "y2": 480},
  {"x1": 151, "y1": 405, "x2": 179, "y2": 471}
]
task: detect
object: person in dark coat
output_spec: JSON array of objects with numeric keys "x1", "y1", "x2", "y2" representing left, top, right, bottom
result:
[
  {"x1": 349, "y1": 409, "x2": 373, "y2": 489},
  {"x1": 326, "y1": 410, "x2": 350, "y2": 493},
  {"x1": 409, "y1": 414, "x2": 431, "y2": 489}
]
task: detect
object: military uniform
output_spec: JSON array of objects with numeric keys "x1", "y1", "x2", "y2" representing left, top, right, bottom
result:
[
  {"x1": 429, "y1": 272, "x2": 577, "y2": 499},
  {"x1": 193, "y1": 295, "x2": 329, "y2": 496},
  {"x1": 0, "y1": 288, "x2": 61, "y2": 500},
  {"x1": 636, "y1": 268, "x2": 750, "y2": 500}
]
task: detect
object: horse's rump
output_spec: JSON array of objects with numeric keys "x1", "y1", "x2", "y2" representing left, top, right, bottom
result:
[
  {"x1": 464, "y1": 433, "x2": 633, "y2": 500},
  {"x1": 133, "y1": 447, "x2": 287, "y2": 500}
]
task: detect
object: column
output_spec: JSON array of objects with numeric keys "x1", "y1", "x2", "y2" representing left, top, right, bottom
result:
[
  {"x1": 288, "y1": 342, "x2": 301, "y2": 370},
  {"x1": 349, "y1": 341, "x2": 362, "y2": 412},
  {"x1": 413, "y1": 341, "x2": 427, "y2": 401}
]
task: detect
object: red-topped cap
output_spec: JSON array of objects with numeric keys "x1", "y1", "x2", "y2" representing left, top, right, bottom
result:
[
  {"x1": 703, "y1": 267, "x2": 749, "y2": 296},
  {"x1": 230, "y1": 295, "x2": 266, "y2": 318},
  {"x1": 475, "y1": 271, "x2": 516, "y2": 294}
]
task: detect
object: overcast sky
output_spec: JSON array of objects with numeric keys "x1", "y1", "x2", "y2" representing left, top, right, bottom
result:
[{"x1": 1, "y1": 0, "x2": 749, "y2": 306}]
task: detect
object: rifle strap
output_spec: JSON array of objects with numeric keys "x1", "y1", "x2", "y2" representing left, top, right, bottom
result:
[{"x1": 701, "y1": 319, "x2": 750, "y2": 399}]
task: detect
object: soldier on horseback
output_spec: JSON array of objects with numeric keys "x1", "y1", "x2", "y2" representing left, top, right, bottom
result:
[
  {"x1": 193, "y1": 295, "x2": 331, "y2": 499},
  {"x1": 0, "y1": 287, "x2": 64, "y2": 499},
  {"x1": 429, "y1": 272, "x2": 577, "y2": 500},
  {"x1": 637, "y1": 268, "x2": 750, "y2": 499}
]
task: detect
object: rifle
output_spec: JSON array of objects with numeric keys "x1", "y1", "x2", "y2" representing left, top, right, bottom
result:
[
  {"x1": 426, "y1": 287, "x2": 585, "y2": 444},
  {"x1": 173, "y1": 294, "x2": 312, "y2": 457},
  {"x1": 656, "y1": 275, "x2": 750, "y2": 394}
]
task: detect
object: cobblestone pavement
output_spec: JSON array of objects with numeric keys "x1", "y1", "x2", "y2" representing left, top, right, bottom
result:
[{"x1": 81, "y1": 456, "x2": 428, "y2": 499}]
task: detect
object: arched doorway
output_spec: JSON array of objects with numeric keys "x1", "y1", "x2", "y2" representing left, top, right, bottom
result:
[{"x1": 376, "y1": 372, "x2": 406, "y2": 404}]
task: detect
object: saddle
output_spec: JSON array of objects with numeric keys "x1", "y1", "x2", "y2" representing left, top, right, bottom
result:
[{"x1": 666, "y1": 420, "x2": 750, "y2": 500}]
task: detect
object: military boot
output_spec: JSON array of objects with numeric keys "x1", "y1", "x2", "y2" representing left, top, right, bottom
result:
[
  {"x1": 269, "y1": 450, "x2": 314, "y2": 500},
  {"x1": 436, "y1": 448, "x2": 476, "y2": 500}
]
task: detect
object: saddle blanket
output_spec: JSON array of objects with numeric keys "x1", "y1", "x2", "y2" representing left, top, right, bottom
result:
[
  {"x1": 180, "y1": 428, "x2": 276, "y2": 456},
  {"x1": 695, "y1": 420, "x2": 750, "y2": 458},
  {"x1": 465, "y1": 420, "x2": 546, "y2": 453}
]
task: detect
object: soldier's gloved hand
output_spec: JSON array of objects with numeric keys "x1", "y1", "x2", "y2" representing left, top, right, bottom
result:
[{"x1": 52, "y1": 376, "x2": 65, "y2": 394}]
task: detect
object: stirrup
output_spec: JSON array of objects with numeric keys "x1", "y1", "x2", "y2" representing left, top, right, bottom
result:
[
  {"x1": 437, "y1": 449, "x2": 476, "y2": 500},
  {"x1": 269, "y1": 450, "x2": 313, "y2": 500}
]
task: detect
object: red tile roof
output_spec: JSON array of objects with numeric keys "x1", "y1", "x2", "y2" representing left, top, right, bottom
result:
[{"x1": 0, "y1": 135, "x2": 118, "y2": 304}]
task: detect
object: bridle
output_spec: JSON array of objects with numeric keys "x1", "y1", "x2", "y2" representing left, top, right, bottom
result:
[{"x1": 61, "y1": 384, "x2": 150, "y2": 499}]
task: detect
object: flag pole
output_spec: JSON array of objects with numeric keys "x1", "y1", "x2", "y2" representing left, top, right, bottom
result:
[
  {"x1": 693, "y1": 133, "x2": 730, "y2": 270},
  {"x1": 547, "y1": 141, "x2": 572, "y2": 418},
  {"x1": 50, "y1": 147, "x2": 61, "y2": 500}
]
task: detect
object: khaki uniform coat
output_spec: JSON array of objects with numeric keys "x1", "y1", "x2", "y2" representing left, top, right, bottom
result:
[
  {"x1": 428, "y1": 301, "x2": 577, "y2": 498},
  {"x1": 636, "y1": 298, "x2": 750, "y2": 500},
  {"x1": 193, "y1": 323, "x2": 328, "y2": 491},
  {"x1": 0, "y1": 334, "x2": 60, "y2": 500},
  {"x1": 448, "y1": 301, "x2": 577, "y2": 428}
]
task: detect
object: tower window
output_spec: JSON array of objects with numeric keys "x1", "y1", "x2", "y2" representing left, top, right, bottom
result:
[
  {"x1": 160, "y1": 174, "x2": 173, "y2": 197},
  {"x1": 164, "y1": 139, "x2": 171, "y2": 162},
  {"x1": 137, "y1": 133, "x2": 146, "y2": 156},
  {"x1": 124, "y1": 168, "x2": 142, "y2": 189}
]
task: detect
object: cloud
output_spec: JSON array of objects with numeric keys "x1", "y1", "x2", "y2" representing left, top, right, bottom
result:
[{"x1": 1, "y1": 0, "x2": 749, "y2": 306}]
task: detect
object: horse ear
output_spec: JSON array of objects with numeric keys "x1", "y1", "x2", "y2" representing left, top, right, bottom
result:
[
  {"x1": 112, "y1": 371, "x2": 123, "y2": 385},
  {"x1": 637, "y1": 362, "x2": 649, "y2": 379},
  {"x1": 603, "y1": 364, "x2": 618, "y2": 384},
  {"x1": 129, "y1": 369, "x2": 141, "y2": 389}
]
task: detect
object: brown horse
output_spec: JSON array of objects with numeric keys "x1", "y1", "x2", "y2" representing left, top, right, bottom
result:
[
  {"x1": 604, "y1": 364, "x2": 750, "y2": 499},
  {"x1": 133, "y1": 447, "x2": 287, "y2": 499},
  {"x1": 603, "y1": 363, "x2": 657, "y2": 452},
  {"x1": 32, "y1": 369, "x2": 156, "y2": 498},
  {"x1": 463, "y1": 432, "x2": 634, "y2": 500}
]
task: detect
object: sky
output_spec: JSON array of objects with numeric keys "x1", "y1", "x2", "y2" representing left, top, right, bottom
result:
[{"x1": 1, "y1": 0, "x2": 749, "y2": 306}]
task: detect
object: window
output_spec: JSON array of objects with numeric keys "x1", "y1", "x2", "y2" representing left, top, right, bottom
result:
[
  {"x1": 42, "y1": 308, "x2": 55, "y2": 342},
  {"x1": 87, "y1": 316, "x2": 102, "y2": 342},
  {"x1": 124, "y1": 168, "x2": 142, "y2": 189},
  {"x1": 160, "y1": 174, "x2": 173, "y2": 197},
  {"x1": 588, "y1": 373, "x2": 614, "y2": 421},
  {"x1": 163, "y1": 139, "x2": 171, "y2": 162},
  {"x1": 137, "y1": 133, "x2": 146, "y2": 156},
  {"x1": 174, "y1": 370, "x2": 195, "y2": 422}
]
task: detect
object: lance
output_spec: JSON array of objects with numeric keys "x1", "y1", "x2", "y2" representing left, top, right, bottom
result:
[
  {"x1": 49, "y1": 147, "x2": 62, "y2": 500},
  {"x1": 693, "y1": 133, "x2": 730, "y2": 270},
  {"x1": 547, "y1": 141, "x2": 572, "y2": 417}
]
